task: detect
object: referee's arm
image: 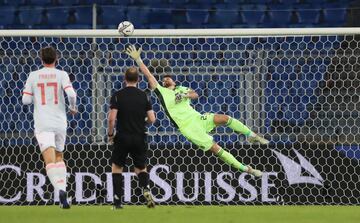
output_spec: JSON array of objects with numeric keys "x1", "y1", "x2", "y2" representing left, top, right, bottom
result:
[
  {"x1": 146, "y1": 110, "x2": 155, "y2": 124},
  {"x1": 145, "y1": 94, "x2": 155, "y2": 124},
  {"x1": 108, "y1": 94, "x2": 118, "y2": 137},
  {"x1": 108, "y1": 108, "x2": 117, "y2": 137}
]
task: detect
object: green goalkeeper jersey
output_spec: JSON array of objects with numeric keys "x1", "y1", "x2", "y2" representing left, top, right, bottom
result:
[{"x1": 154, "y1": 84, "x2": 201, "y2": 128}]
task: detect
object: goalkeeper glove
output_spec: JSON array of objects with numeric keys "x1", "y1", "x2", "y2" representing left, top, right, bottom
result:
[
  {"x1": 125, "y1": 45, "x2": 143, "y2": 66},
  {"x1": 175, "y1": 93, "x2": 188, "y2": 104}
]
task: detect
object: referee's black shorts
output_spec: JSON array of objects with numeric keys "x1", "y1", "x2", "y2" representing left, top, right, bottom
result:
[{"x1": 110, "y1": 133, "x2": 148, "y2": 169}]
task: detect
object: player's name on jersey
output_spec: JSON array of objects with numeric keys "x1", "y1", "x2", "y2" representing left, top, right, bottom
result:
[{"x1": 39, "y1": 73, "x2": 56, "y2": 80}]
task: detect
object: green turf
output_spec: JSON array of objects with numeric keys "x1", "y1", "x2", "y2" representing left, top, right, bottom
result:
[{"x1": 0, "y1": 205, "x2": 359, "y2": 223}]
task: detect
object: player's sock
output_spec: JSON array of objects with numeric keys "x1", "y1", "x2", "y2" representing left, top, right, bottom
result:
[
  {"x1": 46, "y1": 163, "x2": 60, "y2": 191},
  {"x1": 46, "y1": 162, "x2": 70, "y2": 208},
  {"x1": 226, "y1": 117, "x2": 255, "y2": 137},
  {"x1": 112, "y1": 173, "x2": 123, "y2": 206},
  {"x1": 138, "y1": 172, "x2": 149, "y2": 189},
  {"x1": 138, "y1": 172, "x2": 155, "y2": 208},
  {"x1": 216, "y1": 148, "x2": 248, "y2": 172},
  {"x1": 55, "y1": 161, "x2": 67, "y2": 192}
]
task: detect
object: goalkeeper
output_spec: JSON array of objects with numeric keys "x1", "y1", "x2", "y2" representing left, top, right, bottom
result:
[{"x1": 126, "y1": 45, "x2": 268, "y2": 177}]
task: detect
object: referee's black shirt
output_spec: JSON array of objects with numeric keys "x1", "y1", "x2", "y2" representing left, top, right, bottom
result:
[{"x1": 110, "y1": 86, "x2": 152, "y2": 136}]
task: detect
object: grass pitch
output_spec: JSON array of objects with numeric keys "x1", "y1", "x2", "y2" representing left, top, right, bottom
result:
[{"x1": 0, "y1": 205, "x2": 359, "y2": 223}]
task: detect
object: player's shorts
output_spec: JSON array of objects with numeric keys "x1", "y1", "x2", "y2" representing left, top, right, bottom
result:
[
  {"x1": 35, "y1": 131, "x2": 66, "y2": 153},
  {"x1": 179, "y1": 113, "x2": 216, "y2": 152},
  {"x1": 111, "y1": 133, "x2": 148, "y2": 169}
]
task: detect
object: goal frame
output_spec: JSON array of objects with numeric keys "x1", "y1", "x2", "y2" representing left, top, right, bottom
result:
[
  {"x1": 1, "y1": 27, "x2": 360, "y2": 205},
  {"x1": 0, "y1": 27, "x2": 360, "y2": 37}
]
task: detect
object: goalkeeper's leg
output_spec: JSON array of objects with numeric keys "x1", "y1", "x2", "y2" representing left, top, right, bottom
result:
[
  {"x1": 213, "y1": 114, "x2": 269, "y2": 145},
  {"x1": 180, "y1": 122, "x2": 262, "y2": 177},
  {"x1": 209, "y1": 143, "x2": 262, "y2": 177}
]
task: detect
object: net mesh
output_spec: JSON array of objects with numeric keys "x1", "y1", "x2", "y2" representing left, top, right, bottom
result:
[{"x1": 0, "y1": 33, "x2": 359, "y2": 205}]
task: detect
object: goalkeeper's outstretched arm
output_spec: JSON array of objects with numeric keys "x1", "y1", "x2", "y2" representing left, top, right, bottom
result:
[
  {"x1": 125, "y1": 45, "x2": 158, "y2": 90},
  {"x1": 138, "y1": 62, "x2": 158, "y2": 90}
]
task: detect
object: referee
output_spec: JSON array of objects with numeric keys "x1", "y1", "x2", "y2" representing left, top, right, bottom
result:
[{"x1": 107, "y1": 67, "x2": 156, "y2": 209}]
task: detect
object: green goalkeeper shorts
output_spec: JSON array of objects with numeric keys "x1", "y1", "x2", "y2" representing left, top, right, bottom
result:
[{"x1": 179, "y1": 113, "x2": 216, "y2": 151}]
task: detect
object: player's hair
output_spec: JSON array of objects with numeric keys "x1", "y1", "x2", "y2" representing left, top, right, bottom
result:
[
  {"x1": 40, "y1": 46, "x2": 57, "y2": 64},
  {"x1": 125, "y1": 67, "x2": 139, "y2": 83},
  {"x1": 163, "y1": 74, "x2": 172, "y2": 79}
]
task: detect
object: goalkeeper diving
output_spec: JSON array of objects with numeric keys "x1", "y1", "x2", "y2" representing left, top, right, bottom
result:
[{"x1": 125, "y1": 45, "x2": 268, "y2": 177}]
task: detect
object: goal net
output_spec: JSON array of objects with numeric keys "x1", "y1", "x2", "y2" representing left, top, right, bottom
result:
[{"x1": 0, "y1": 28, "x2": 359, "y2": 205}]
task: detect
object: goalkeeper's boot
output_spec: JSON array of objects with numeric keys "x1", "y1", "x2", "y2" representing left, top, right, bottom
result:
[
  {"x1": 143, "y1": 188, "x2": 155, "y2": 208},
  {"x1": 248, "y1": 134, "x2": 269, "y2": 145},
  {"x1": 59, "y1": 190, "x2": 71, "y2": 209},
  {"x1": 246, "y1": 166, "x2": 263, "y2": 177}
]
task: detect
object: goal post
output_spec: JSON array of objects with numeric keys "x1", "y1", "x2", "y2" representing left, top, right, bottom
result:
[{"x1": 0, "y1": 28, "x2": 360, "y2": 205}]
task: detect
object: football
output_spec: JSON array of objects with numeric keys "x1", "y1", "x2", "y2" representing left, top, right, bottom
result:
[{"x1": 117, "y1": 21, "x2": 134, "y2": 36}]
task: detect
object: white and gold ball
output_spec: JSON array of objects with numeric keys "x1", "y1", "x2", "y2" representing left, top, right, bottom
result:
[{"x1": 118, "y1": 21, "x2": 134, "y2": 36}]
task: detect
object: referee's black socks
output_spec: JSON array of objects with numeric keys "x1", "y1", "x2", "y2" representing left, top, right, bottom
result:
[
  {"x1": 138, "y1": 172, "x2": 150, "y2": 189},
  {"x1": 112, "y1": 173, "x2": 123, "y2": 206}
]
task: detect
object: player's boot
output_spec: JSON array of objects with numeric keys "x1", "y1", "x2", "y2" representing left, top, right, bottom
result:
[
  {"x1": 59, "y1": 190, "x2": 70, "y2": 209},
  {"x1": 246, "y1": 166, "x2": 263, "y2": 177},
  {"x1": 112, "y1": 195, "x2": 123, "y2": 210},
  {"x1": 248, "y1": 134, "x2": 269, "y2": 145},
  {"x1": 143, "y1": 189, "x2": 155, "y2": 208}
]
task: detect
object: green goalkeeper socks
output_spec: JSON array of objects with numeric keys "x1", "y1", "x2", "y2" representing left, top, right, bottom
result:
[
  {"x1": 226, "y1": 117, "x2": 253, "y2": 136},
  {"x1": 217, "y1": 148, "x2": 248, "y2": 172}
]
